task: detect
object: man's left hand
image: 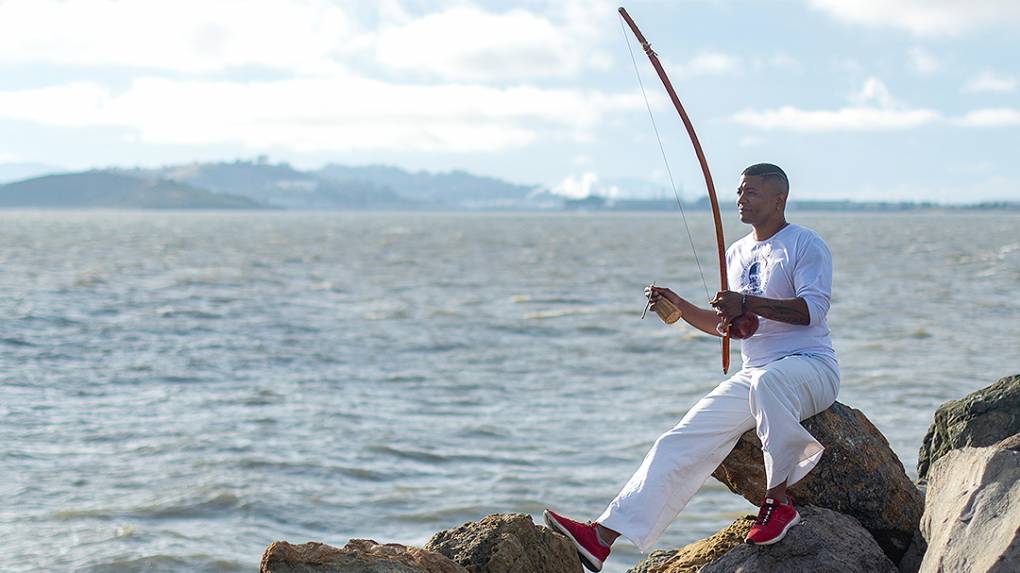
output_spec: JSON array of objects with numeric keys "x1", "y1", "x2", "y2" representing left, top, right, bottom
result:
[{"x1": 710, "y1": 290, "x2": 743, "y2": 325}]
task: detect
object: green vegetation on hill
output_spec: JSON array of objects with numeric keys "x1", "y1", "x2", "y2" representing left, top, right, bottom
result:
[{"x1": 0, "y1": 171, "x2": 265, "y2": 209}]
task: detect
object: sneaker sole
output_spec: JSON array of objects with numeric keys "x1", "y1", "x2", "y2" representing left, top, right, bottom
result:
[
  {"x1": 543, "y1": 510, "x2": 604, "y2": 572},
  {"x1": 746, "y1": 511, "x2": 801, "y2": 546}
]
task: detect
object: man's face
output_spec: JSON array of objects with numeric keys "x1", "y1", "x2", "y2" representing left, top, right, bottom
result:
[{"x1": 736, "y1": 174, "x2": 785, "y2": 225}]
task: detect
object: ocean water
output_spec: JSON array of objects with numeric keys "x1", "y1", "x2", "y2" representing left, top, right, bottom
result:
[{"x1": 2, "y1": 210, "x2": 1017, "y2": 573}]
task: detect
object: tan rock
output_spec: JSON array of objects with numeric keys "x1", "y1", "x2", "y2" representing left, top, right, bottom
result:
[
  {"x1": 624, "y1": 549, "x2": 680, "y2": 573},
  {"x1": 259, "y1": 539, "x2": 469, "y2": 573},
  {"x1": 919, "y1": 433, "x2": 1020, "y2": 573},
  {"x1": 424, "y1": 513, "x2": 580, "y2": 573},
  {"x1": 711, "y1": 401, "x2": 923, "y2": 564},
  {"x1": 626, "y1": 516, "x2": 754, "y2": 573}
]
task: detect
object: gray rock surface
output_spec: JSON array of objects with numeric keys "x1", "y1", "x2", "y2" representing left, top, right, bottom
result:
[
  {"x1": 260, "y1": 539, "x2": 468, "y2": 573},
  {"x1": 424, "y1": 513, "x2": 580, "y2": 573},
  {"x1": 700, "y1": 506, "x2": 898, "y2": 573},
  {"x1": 917, "y1": 374, "x2": 1020, "y2": 481},
  {"x1": 896, "y1": 529, "x2": 928, "y2": 573},
  {"x1": 919, "y1": 433, "x2": 1020, "y2": 573},
  {"x1": 712, "y1": 401, "x2": 923, "y2": 563}
]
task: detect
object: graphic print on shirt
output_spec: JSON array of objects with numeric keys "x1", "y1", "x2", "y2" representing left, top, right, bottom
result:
[{"x1": 741, "y1": 245, "x2": 773, "y2": 296}]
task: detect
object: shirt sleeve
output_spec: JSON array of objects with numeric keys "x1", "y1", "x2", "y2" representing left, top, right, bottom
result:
[{"x1": 793, "y1": 235, "x2": 833, "y2": 327}]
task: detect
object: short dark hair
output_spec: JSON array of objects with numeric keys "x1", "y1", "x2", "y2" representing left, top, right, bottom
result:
[{"x1": 742, "y1": 163, "x2": 789, "y2": 194}]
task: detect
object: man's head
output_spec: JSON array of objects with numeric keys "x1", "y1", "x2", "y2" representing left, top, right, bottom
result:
[{"x1": 737, "y1": 163, "x2": 789, "y2": 226}]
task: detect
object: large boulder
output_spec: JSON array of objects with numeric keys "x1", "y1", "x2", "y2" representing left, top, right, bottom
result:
[
  {"x1": 626, "y1": 549, "x2": 681, "y2": 573},
  {"x1": 260, "y1": 539, "x2": 468, "y2": 573},
  {"x1": 919, "y1": 433, "x2": 1020, "y2": 573},
  {"x1": 700, "y1": 506, "x2": 898, "y2": 573},
  {"x1": 711, "y1": 401, "x2": 923, "y2": 563},
  {"x1": 896, "y1": 530, "x2": 928, "y2": 573},
  {"x1": 423, "y1": 513, "x2": 580, "y2": 573},
  {"x1": 917, "y1": 374, "x2": 1020, "y2": 481},
  {"x1": 626, "y1": 516, "x2": 754, "y2": 573}
]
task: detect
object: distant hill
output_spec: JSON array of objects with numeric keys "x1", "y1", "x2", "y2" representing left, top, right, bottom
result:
[
  {"x1": 317, "y1": 163, "x2": 542, "y2": 208},
  {"x1": 0, "y1": 171, "x2": 265, "y2": 209},
  {"x1": 135, "y1": 159, "x2": 416, "y2": 210}
]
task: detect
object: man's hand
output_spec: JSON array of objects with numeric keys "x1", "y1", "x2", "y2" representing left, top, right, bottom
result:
[
  {"x1": 716, "y1": 292, "x2": 812, "y2": 327},
  {"x1": 646, "y1": 286, "x2": 733, "y2": 337},
  {"x1": 710, "y1": 290, "x2": 743, "y2": 327},
  {"x1": 645, "y1": 285, "x2": 682, "y2": 312}
]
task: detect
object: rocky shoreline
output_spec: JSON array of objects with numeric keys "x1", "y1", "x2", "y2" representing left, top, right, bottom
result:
[{"x1": 260, "y1": 374, "x2": 1020, "y2": 573}]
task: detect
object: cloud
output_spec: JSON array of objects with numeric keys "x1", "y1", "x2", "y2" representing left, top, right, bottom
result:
[
  {"x1": 731, "y1": 75, "x2": 1019, "y2": 131},
  {"x1": 0, "y1": 77, "x2": 643, "y2": 153},
  {"x1": 962, "y1": 71, "x2": 1017, "y2": 93},
  {"x1": 658, "y1": 51, "x2": 800, "y2": 80},
  {"x1": 0, "y1": 0, "x2": 614, "y2": 82},
  {"x1": 666, "y1": 52, "x2": 740, "y2": 78},
  {"x1": 758, "y1": 53, "x2": 804, "y2": 74},
  {"x1": 553, "y1": 172, "x2": 601, "y2": 199},
  {"x1": 0, "y1": 0, "x2": 360, "y2": 74},
  {"x1": 732, "y1": 77, "x2": 939, "y2": 132},
  {"x1": 0, "y1": 0, "x2": 642, "y2": 153},
  {"x1": 908, "y1": 47, "x2": 940, "y2": 75},
  {"x1": 808, "y1": 0, "x2": 1020, "y2": 36},
  {"x1": 849, "y1": 77, "x2": 899, "y2": 107},
  {"x1": 732, "y1": 107, "x2": 938, "y2": 132},
  {"x1": 376, "y1": 2, "x2": 614, "y2": 81},
  {"x1": 551, "y1": 172, "x2": 629, "y2": 199},
  {"x1": 953, "y1": 108, "x2": 1020, "y2": 127}
]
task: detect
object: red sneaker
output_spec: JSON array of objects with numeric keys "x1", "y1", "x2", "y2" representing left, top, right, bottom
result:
[
  {"x1": 543, "y1": 509, "x2": 610, "y2": 572},
  {"x1": 744, "y1": 496, "x2": 800, "y2": 545}
]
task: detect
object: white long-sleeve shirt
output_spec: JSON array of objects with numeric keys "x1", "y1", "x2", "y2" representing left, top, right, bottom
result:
[{"x1": 726, "y1": 223, "x2": 837, "y2": 369}]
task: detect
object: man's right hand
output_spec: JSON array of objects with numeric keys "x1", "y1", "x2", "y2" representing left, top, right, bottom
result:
[
  {"x1": 645, "y1": 285, "x2": 730, "y2": 338},
  {"x1": 645, "y1": 285, "x2": 683, "y2": 312}
]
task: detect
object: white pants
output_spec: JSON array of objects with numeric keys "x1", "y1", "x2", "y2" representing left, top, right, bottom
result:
[{"x1": 596, "y1": 354, "x2": 839, "y2": 553}]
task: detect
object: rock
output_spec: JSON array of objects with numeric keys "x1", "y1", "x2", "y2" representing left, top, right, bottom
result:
[
  {"x1": 259, "y1": 539, "x2": 469, "y2": 573},
  {"x1": 919, "y1": 433, "x2": 1020, "y2": 573},
  {"x1": 700, "y1": 506, "x2": 898, "y2": 573},
  {"x1": 423, "y1": 513, "x2": 580, "y2": 573},
  {"x1": 711, "y1": 401, "x2": 923, "y2": 563},
  {"x1": 917, "y1": 374, "x2": 1020, "y2": 481},
  {"x1": 896, "y1": 529, "x2": 928, "y2": 573},
  {"x1": 626, "y1": 508, "x2": 897, "y2": 573},
  {"x1": 626, "y1": 516, "x2": 754, "y2": 573},
  {"x1": 625, "y1": 549, "x2": 681, "y2": 573}
]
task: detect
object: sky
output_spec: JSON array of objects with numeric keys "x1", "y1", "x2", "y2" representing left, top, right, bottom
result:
[{"x1": 0, "y1": 0, "x2": 1018, "y2": 203}]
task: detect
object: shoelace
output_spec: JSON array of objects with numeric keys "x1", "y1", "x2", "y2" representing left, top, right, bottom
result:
[{"x1": 754, "y1": 501, "x2": 778, "y2": 525}]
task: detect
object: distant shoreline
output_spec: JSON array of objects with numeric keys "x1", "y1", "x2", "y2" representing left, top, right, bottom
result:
[
  {"x1": 1, "y1": 206, "x2": 1017, "y2": 214},
  {"x1": 1, "y1": 161, "x2": 1016, "y2": 212}
]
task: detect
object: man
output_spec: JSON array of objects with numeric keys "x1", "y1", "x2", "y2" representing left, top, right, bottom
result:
[{"x1": 544, "y1": 163, "x2": 839, "y2": 572}]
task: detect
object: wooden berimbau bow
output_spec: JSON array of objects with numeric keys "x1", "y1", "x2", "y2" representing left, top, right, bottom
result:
[{"x1": 619, "y1": 6, "x2": 731, "y2": 374}]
